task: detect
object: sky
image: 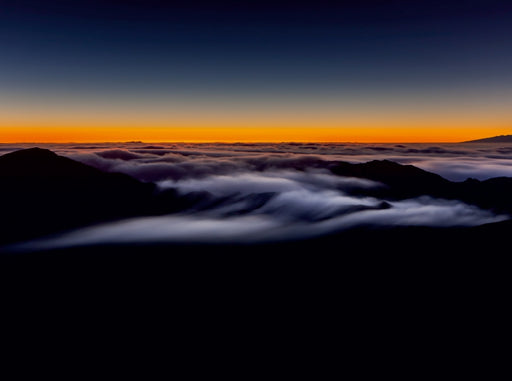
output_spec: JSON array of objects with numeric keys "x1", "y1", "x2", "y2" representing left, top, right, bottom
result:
[{"x1": 1, "y1": 0, "x2": 511, "y2": 142}]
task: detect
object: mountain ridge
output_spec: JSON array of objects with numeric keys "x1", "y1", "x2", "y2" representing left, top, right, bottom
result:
[{"x1": 463, "y1": 135, "x2": 512, "y2": 143}]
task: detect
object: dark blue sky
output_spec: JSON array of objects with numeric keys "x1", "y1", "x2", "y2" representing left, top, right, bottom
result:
[{"x1": 1, "y1": 1, "x2": 511, "y2": 141}]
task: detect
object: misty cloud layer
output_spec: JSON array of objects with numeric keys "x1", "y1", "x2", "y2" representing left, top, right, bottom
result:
[
  {"x1": 15, "y1": 196, "x2": 504, "y2": 250},
  {"x1": 2, "y1": 142, "x2": 510, "y2": 250},
  {"x1": 4, "y1": 141, "x2": 512, "y2": 181}
]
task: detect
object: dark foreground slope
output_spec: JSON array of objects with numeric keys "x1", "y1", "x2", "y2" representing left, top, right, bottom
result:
[{"x1": 2, "y1": 218, "x2": 510, "y2": 353}]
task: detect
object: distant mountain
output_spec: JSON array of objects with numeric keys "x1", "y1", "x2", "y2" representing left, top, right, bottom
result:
[
  {"x1": 464, "y1": 135, "x2": 512, "y2": 143},
  {"x1": 329, "y1": 159, "x2": 451, "y2": 199},
  {"x1": 330, "y1": 159, "x2": 512, "y2": 213}
]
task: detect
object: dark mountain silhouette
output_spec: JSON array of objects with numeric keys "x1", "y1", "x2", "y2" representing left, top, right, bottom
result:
[
  {"x1": 0, "y1": 148, "x2": 157, "y2": 244},
  {"x1": 0, "y1": 148, "x2": 210, "y2": 245},
  {"x1": 330, "y1": 159, "x2": 512, "y2": 214},
  {"x1": 329, "y1": 159, "x2": 451, "y2": 199},
  {"x1": 464, "y1": 135, "x2": 512, "y2": 143}
]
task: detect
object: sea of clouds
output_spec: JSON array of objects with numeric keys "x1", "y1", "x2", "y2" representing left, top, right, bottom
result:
[
  {"x1": 76, "y1": 141, "x2": 512, "y2": 182},
  {"x1": 4, "y1": 141, "x2": 512, "y2": 181},
  {"x1": 2, "y1": 142, "x2": 510, "y2": 249}
]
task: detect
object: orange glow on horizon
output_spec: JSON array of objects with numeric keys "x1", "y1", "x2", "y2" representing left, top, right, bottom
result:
[
  {"x1": 2, "y1": 95, "x2": 510, "y2": 143},
  {"x1": 0, "y1": 125, "x2": 510, "y2": 143}
]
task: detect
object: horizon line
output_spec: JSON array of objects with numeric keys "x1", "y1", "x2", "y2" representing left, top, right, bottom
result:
[{"x1": 0, "y1": 139, "x2": 485, "y2": 144}]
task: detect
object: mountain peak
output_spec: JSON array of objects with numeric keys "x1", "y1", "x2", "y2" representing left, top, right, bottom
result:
[
  {"x1": 1, "y1": 147, "x2": 57, "y2": 160},
  {"x1": 464, "y1": 135, "x2": 512, "y2": 143},
  {"x1": 0, "y1": 147, "x2": 99, "y2": 177},
  {"x1": 10, "y1": 146, "x2": 54, "y2": 154}
]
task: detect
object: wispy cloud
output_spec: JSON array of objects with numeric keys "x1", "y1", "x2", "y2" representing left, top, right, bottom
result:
[{"x1": 15, "y1": 196, "x2": 504, "y2": 250}]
